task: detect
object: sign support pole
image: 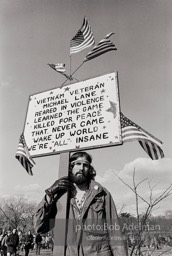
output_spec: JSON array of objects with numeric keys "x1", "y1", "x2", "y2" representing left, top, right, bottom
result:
[{"x1": 54, "y1": 152, "x2": 70, "y2": 256}]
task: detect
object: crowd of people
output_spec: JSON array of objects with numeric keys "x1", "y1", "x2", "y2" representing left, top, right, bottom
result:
[{"x1": 0, "y1": 229, "x2": 54, "y2": 256}]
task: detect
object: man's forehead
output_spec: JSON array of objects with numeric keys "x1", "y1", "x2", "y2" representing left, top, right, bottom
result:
[{"x1": 71, "y1": 157, "x2": 90, "y2": 165}]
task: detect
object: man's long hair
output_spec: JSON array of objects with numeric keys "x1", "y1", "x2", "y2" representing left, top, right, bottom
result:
[{"x1": 69, "y1": 151, "x2": 96, "y2": 180}]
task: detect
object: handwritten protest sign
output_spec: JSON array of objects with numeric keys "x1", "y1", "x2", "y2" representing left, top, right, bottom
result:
[{"x1": 24, "y1": 71, "x2": 122, "y2": 157}]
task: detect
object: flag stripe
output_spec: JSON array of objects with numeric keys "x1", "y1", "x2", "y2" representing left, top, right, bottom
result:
[
  {"x1": 140, "y1": 140, "x2": 155, "y2": 160},
  {"x1": 86, "y1": 40, "x2": 116, "y2": 54},
  {"x1": 70, "y1": 37, "x2": 94, "y2": 53},
  {"x1": 85, "y1": 45, "x2": 117, "y2": 61},
  {"x1": 55, "y1": 64, "x2": 65, "y2": 73},
  {"x1": 70, "y1": 17, "x2": 95, "y2": 54},
  {"x1": 139, "y1": 140, "x2": 164, "y2": 160},
  {"x1": 15, "y1": 134, "x2": 35, "y2": 175},
  {"x1": 70, "y1": 34, "x2": 94, "y2": 53},
  {"x1": 70, "y1": 32, "x2": 84, "y2": 47},
  {"x1": 85, "y1": 44, "x2": 117, "y2": 60},
  {"x1": 84, "y1": 34, "x2": 117, "y2": 61},
  {"x1": 146, "y1": 141, "x2": 156, "y2": 159},
  {"x1": 121, "y1": 112, "x2": 162, "y2": 144},
  {"x1": 122, "y1": 132, "x2": 147, "y2": 141},
  {"x1": 120, "y1": 113, "x2": 164, "y2": 160},
  {"x1": 151, "y1": 142, "x2": 159, "y2": 160},
  {"x1": 16, "y1": 155, "x2": 33, "y2": 176},
  {"x1": 48, "y1": 64, "x2": 65, "y2": 74}
]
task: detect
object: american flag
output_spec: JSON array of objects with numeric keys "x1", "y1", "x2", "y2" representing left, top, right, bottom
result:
[
  {"x1": 84, "y1": 32, "x2": 117, "y2": 62},
  {"x1": 70, "y1": 17, "x2": 95, "y2": 55},
  {"x1": 120, "y1": 113, "x2": 164, "y2": 160},
  {"x1": 15, "y1": 134, "x2": 35, "y2": 175},
  {"x1": 48, "y1": 63, "x2": 73, "y2": 80},
  {"x1": 48, "y1": 63, "x2": 65, "y2": 73}
]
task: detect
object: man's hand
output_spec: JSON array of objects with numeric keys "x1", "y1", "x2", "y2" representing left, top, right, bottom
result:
[{"x1": 45, "y1": 176, "x2": 74, "y2": 200}]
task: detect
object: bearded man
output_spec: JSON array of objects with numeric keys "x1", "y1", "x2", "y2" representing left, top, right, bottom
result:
[{"x1": 34, "y1": 151, "x2": 127, "y2": 256}]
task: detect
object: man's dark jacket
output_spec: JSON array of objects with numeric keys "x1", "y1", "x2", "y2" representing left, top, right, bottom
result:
[
  {"x1": 34, "y1": 180, "x2": 127, "y2": 256},
  {"x1": 6, "y1": 233, "x2": 19, "y2": 253}
]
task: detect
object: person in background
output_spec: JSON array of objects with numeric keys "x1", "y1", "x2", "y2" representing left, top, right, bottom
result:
[
  {"x1": 23, "y1": 231, "x2": 33, "y2": 256},
  {"x1": 0, "y1": 230, "x2": 6, "y2": 246},
  {"x1": 34, "y1": 151, "x2": 128, "y2": 256},
  {"x1": 45, "y1": 233, "x2": 50, "y2": 249},
  {"x1": 18, "y1": 232, "x2": 25, "y2": 253},
  {"x1": 35, "y1": 234, "x2": 42, "y2": 255},
  {"x1": 1, "y1": 230, "x2": 11, "y2": 256},
  {"x1": 6, "y1": 229, "x2": 19, "y2": 256}
]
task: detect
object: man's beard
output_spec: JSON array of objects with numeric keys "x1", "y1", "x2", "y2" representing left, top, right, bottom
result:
[{"x1": 69, "y1": 171, "x2": 90, "y2": 185}]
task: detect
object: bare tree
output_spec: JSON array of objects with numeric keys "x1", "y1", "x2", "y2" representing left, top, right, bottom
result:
[
  {"x1": 0, "y1": 196, "x2": 37, "y2": 233},
  {"x1": 113, "y1": 169, "x2": 172, "y2": 256}
]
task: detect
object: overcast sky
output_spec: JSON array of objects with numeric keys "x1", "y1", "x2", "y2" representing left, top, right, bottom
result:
[{"x1": 0, "y1": 0, "x2": 172, "y2": 216}]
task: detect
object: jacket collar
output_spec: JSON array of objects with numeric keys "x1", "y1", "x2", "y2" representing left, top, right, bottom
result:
[
  {"x1": 69, "y1": 180, "x2": 105, "y2": 216},
  {"x1": 80, "y1": 180, "x2": 104, "y2": 218}
]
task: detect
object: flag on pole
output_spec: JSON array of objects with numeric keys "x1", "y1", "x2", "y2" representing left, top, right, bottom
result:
[
  {"x1": 84, "y1": 32, "x2": 117, "y2": 62},
  {"x1": 120, "y1": 113, "x2": 164, "y2": 160},
  {"x1": 15, "y1": 134, "x2": 35, "y2": 175},
  {"x1": 48, "y1": 63, "x2": 66, "y2": 73},
  {"x1": 70, "y1": 17, "x2": 95, "y2": 55},
  {"x1": 48, "y1": 63, "x2": 73, "y2": 81}
]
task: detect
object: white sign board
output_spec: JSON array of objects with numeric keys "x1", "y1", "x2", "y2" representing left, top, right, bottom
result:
[{"x1": 24, "y1": 71, "x2": 122, "y2": 157}]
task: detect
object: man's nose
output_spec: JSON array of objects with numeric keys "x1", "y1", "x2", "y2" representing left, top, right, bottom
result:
[{"x1": 79, "y1": 163, "x2": 84, "y2": 170}]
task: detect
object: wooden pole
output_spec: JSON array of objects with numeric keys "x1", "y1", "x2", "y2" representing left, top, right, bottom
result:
[{"x1": 53, "y1": 152, "x2": 70, "y2": 256}]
